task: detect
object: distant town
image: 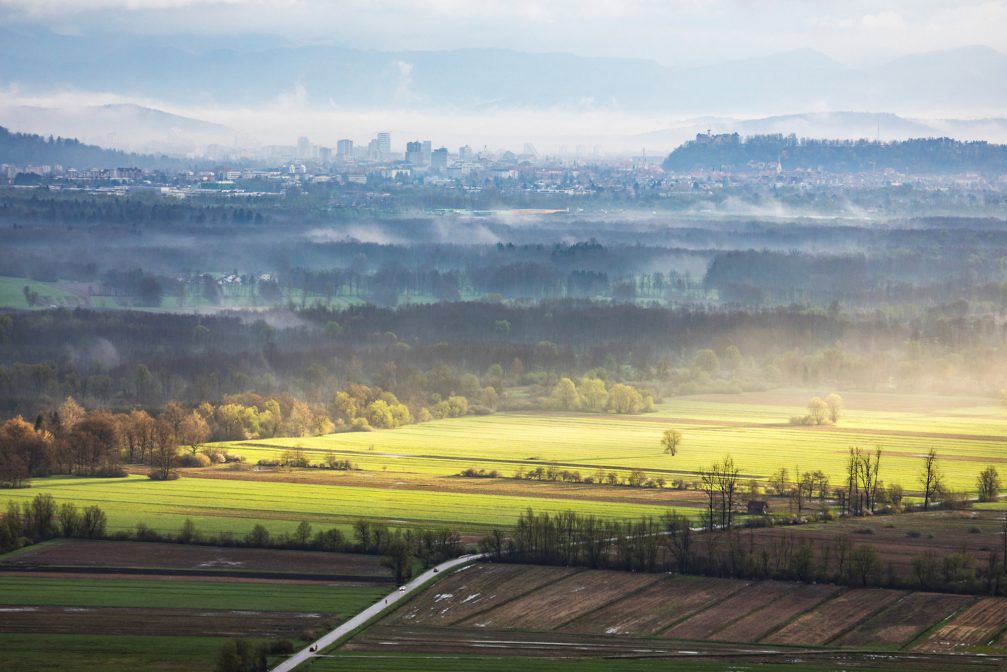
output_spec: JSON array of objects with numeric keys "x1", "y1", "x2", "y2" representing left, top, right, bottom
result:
[{"x1": 4, "y1": 130, "x2": 1006, "y2": 205}]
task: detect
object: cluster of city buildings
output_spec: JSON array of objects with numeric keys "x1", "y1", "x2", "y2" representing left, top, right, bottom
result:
[{"x1": 4, "y1": 130, "x2": 1006, "y2": 201}]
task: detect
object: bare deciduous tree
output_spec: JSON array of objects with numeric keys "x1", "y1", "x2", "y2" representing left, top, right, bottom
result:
[{"x1": 920, "y1": 449, "x2": 944, "y2": 511}]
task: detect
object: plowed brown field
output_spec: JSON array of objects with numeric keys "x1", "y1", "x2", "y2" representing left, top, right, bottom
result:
[
  {"x1": 458, "y1": 570, "x2": 661, "y2": 631},
  {"x1": 914, "y1": 597, "x2": 1007, "y2": 652},
  {"x1": 561, "y1": 575, "x2": 745, "y2": 636},
  {"x1": 763, "y1": 588, "x2": 905, "y2": 645},
  {"x1": 836, "y1": 592, "x2": 974, "y2": 647},
  {"x1": 388, "y1": 564, "x2": 576, "y2": 627}
]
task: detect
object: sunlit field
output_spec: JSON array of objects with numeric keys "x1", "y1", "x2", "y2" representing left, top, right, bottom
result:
[
  {"x1": 225, "y1": 390, "x2": 1007, "y2": 495},
  {"x1": 5, "y1": 391, "x2": 1003, "y2": 539},
  {"x1": 0, "y1": 474, "x2": 683, "y2": 537}
]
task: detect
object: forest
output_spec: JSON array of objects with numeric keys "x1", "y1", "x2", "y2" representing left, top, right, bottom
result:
[{"x1": 663, "y1": 134, "x2": 1007, "y2": 174}]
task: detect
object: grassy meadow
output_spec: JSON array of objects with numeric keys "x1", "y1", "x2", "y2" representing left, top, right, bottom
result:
[
  {"x1": 4, "y1": 390, "x2": 1004, "y2": 538},
  {"x1": 0, "y1": 576, "x2": 384, "y2": 613},
  {"x1": 0, "y1": 634, "x2": 228, "y2": 672},
  {"x1": 225, "y1": 390, "x2": 1007, "y2": 494},
  {"x1": 0, "y1": 473, "x2": 682, "y2": 537}
]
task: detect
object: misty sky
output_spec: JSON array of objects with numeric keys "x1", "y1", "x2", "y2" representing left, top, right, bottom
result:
[
  {"x1": 1, "y1": 0, "x2": 1005, "y2": 153},
  {"x1": 1, "y1": 0, "x2": 1005, "y2": 66}
]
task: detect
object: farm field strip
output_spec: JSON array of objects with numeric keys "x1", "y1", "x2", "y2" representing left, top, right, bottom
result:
[
  {"x1": 0, "y1": 605, "x2": 330, "y2": 638},
  {"x1": 301, "y1": 651, "x2": 1007, "y2": 672},
  {"x1": 1, "y1": 539, "x2": 393, "y2": 578},
  {"x1": 0, "y1": 633, "x2": 229, "y2": 672},
  {"x1": 835, "y1": 592, "x2": 975, "y2": 648},
  {"x1": 764, "y1": 588, "x2": 907, "y2": 646},
  {"x1": 914, "y1": 597, "x2": 1007, "y2": 652},
  {"x1": 560, "y1": 575, "x2": 747, "y2": 636},
  {"x1": 343, "y1": 624, "x2": 788, "y2": 658},
  {"x1": 457, "y1": 570, "x2": 662, "y2": 631},
  {"x1": 387, "y1": 564, "x2": 578, "y2": 627},
  {"x1": 707, "y1": 583, "x2": 841, "y2": 643},
  {"x1": 0, "y1": 475, "x2": 687, "y2": 536},
  {"x1": 357, "y1": 564, "x2": 1007, "y2": 663},
  {"x1": 0, "y1": 576, "x2": 385, "y2": 613},
  {"x1": 189, "y1": 469, "x2": 711, "y2": 508},
  {"x1": 224, "y1": 394, "x2": 1007, "y2": 493},
  {"x1": 660, "y1": 581, "x2": 795, "y2": 640}
]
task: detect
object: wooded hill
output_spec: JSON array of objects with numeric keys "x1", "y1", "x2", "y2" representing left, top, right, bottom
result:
[
  {"x1": 0, "y1": 126, "x2": 181, "y2": 170},
  {"x1": 663, "y1": 134, "x2": 1007, "y2": 174}
]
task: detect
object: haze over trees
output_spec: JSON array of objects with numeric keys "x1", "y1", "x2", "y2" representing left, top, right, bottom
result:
[{"x1": 663, "y1": 134, "x2": 1007, "y2": 174}]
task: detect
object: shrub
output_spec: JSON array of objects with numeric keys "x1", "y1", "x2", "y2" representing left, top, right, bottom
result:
[
  {"x1": 134, "y1": 522, "x2": 165, "y2": 542},
  {"x1": 459, "y1": 467, "x2": 500, "y2": 478},
  {"x1": 178, "y1": 453, "x2": 212, "y2": 468},
  {"x1": 245, "y1": 524, "x2": 271, "y2": 547}
]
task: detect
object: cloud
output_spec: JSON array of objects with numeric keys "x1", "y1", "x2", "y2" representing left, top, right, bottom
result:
[
  {"x1": 0, "y1": 1, "x2": 1004, "y2": 69},
  {"x1": 861, "y1": 11, "x2": 906, "y2": 30}
]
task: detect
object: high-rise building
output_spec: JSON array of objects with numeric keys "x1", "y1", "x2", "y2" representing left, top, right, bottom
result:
[
  {"x1": 377, "y1": 132, "x2": 391, "y2": 159},
  {"x1": 336, "y1": 139, "x2": 353, "y2": 158},
  {"x1": 406, "y1": 140, "x2": 424, "y2": 165},
  {"x1": 431, "y1": 147, "x2": 449, "y2": 171},
  {"x1": 422, "y1": 140, "x2": 432, "y2": 164},
  {"x1": 297, "y1": 136, "x2": 312, "y2": 160},
  {"x1": 458, "y1": 145, "x2": 473, "y2": 161},
  {"x1": 317, "y1": 146, "x2": 332, "y2": 162}
]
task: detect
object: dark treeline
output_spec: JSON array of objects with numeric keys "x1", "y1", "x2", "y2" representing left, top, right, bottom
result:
[
  {"x1": 484, "y1": 509, "x2": 1007, "y2": 596},
  {"x1": 705, "y1": 248, "x2": 1007, "y2": 307},
  {"x1": 0, "y1": 126, "x2": 185, "y2": 171},
  {"x1": 663, "y1": 134, "x2": 1007, "y2": 174},
  {"x1": 1, "y1": 300, "x2": 1006, "y2": 416}
]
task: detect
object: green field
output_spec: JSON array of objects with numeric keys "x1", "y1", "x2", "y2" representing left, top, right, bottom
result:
[
  {"x1": 0, "y1": 474, "x2": 682, "y2": 537},
  {"x1": 0, "y1": 576, "x2": 384, "y2": 613},
  {"x1": 6, "y1": 390, "x2": 1004, "y2": 540},
  {"x1": 0, "y1": 275, "x2": 76, "y2": 309},
  {"x1": 0, "y1": 634, "x2": 227, "y2": 672},
  {"x1": 226, "y1": 390, "x2": 1007, "y2": 495}
]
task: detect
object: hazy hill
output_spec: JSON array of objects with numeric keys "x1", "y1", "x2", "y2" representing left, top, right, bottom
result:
[
  {"x1": 0, "y1": 104, "x2": 236, "y2": 154},
  {"x1": 1, "y1": 28, "x2": 1005, "y2": 115},
  {"x1": 0, "y1": 126, "x2": 182, "y2": 170},
  {"x1": 636, "y1": 112, "x2": 1007, "y2": 149},
  {"x1": 661, "y1": 134, "x2": 1007, "y2": 174}
]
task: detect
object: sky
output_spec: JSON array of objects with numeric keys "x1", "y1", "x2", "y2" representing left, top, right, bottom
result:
[
  {"x1": 1, "y1": 0, "x2": 1005, "y2": 67},
  {"x1": 0, "y1": 0, "x2": 1005, "y2": 153}
]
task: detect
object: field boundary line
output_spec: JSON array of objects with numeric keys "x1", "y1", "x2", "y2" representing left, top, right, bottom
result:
[
  {"x1": 820, "y1": 589, "x2": 910, "y2": 646},
  {"x1": 453, "y1": 566, "x2": 592, "y2": 628},
  {"x1": 0, "y1": 564, "x2": 394, "y2": 583},
  {"x1": 442, "y1": 564, "x2": 585, "y2": 626},
  {"x1": 654, "y1": 579, "x2": 752, "y2": 637},
  {"x1": 746, "y1": 584, "x2": 843, "y2": 644},
  {"x1": 702, "y1": 581, "x2": 801, "y2": 641},
  {"x1": 231, "y1": 443, "x2": 763, "y2": 478},
  {"x1": 269, "y1": 553, "x2": 483, "y2": 672},
  {"x1": 548, "y1": 572, "x2": 666, "y2": 632},
  {"x1": 900, "y1": 594, "x2": 979, "y2": 651}
]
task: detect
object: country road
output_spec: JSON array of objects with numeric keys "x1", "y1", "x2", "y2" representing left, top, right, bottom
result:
[{"x1": 269, "y1": 553, "x2": 483, "y2": 672}]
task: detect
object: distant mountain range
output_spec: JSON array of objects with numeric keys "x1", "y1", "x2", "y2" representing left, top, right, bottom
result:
[
  {"x1": 1, "y1": 27, "x2": 1006, "y2": 116},
  {"x1": 0, "y1": 104, "x2": 236, "y2": 154}
]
